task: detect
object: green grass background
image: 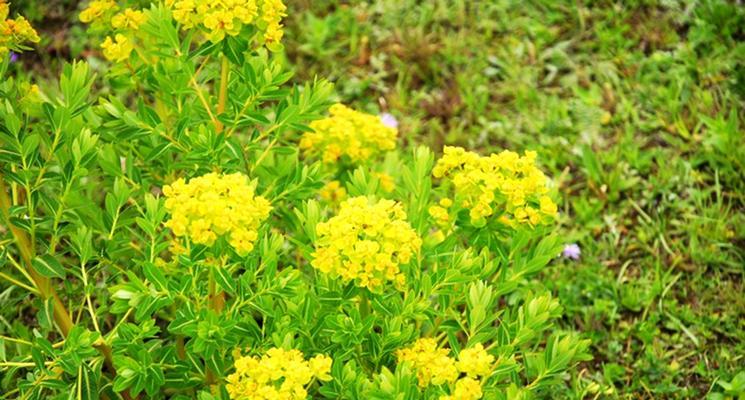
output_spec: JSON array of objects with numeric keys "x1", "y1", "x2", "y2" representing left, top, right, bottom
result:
[{"x1": 8, "y1": 0, "x2": 745, "y2": 398}]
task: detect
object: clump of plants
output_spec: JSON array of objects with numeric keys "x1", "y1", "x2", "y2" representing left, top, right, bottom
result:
[{"x1": 0, "y1": 0, "x2": 590, "y2": 398}]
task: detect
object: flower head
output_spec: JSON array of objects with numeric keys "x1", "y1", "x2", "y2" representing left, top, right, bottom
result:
[
  {"x1": 300, "y1": 104, "x2": 397, "y2": 165},
  {"x1": 163, "y1": 172, "x2": 272, "y2": 255},
  {"x1": 0, "y1": 6, "x2": 40, "y2": 56},
  {"x1": 100, "y1": 34, "x2": 133, "y2": 62},
  {"x1": 380, "y1": 112, "x2": 399, "y2": 129},
  {"x1": 440, "y1": 377, "x2": 483, "y2": 400},
  {"x1": 226, "y1": 348, "x2": 333, "y2": 399},
  {"x1": 310, "y1": 196, "x2": 421, "y2": 291},
  {"x1": 396, "y1": 338, "x2": 458, "y2": 387},
  {"x1": 433, "y1": 146, "x2": 557, "y2": 227},
  {"x1": 319, "y1": 180, "x2": 347, "y2": 203},
  {"x1": 79, "y1": 0, "x2": 118, "y2": 23},
  {"x1": 111, "y1": 8, "x2": 147, "y2": 30},
  {"x1": 562, "y1": 243, "x2": 581, "y2": 260},
  {"x1": 455, "y1": 343, "x2": 494, "y2": 377},
  {"x1": 169, "y1": 0, "x2": 286, "y2": 47}
]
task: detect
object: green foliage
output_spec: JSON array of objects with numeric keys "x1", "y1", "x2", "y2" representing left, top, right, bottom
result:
[{"x1": 0, "y1": 1, "x2": 591, "y2": 399}]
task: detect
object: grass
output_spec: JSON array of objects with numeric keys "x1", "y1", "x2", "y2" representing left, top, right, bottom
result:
[
  {"x1": 281, "y1": 1, "x2": 744, "y2": 398},
  {"x1": 6, "y1": 0, "x2": 744, "y2": 398}
]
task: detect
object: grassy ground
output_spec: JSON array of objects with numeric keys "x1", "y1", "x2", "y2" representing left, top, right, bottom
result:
[
  {"x1": 282, "y1": 1, "x2": 744, "y2": 398},
  {"x1": 7, "y1": 0, "x2": 744, "y2": 398}
]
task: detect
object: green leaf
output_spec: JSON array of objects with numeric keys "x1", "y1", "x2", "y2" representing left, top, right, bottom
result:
[
  {"x1": 213, "y1": 265, "x2": 236, "y2": 294},
  {"x1": 76, "y1": 365, "x2": 98, "y2": 400},
  {"x1": 32, "y1": 254, "x2": 66, "y2": 279}
]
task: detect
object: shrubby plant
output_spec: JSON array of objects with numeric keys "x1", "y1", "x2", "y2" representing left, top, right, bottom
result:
[{"x1": 0, "y1": 1, "x2": 590, "y2": 399}]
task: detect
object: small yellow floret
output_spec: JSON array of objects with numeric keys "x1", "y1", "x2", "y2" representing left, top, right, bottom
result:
[{"x1": 100, "y1": 34, "x2": 133, "y2": 62}]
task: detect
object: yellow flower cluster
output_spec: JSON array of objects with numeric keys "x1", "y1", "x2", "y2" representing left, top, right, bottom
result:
[
  {"x1": 226, "y1": 348, "x2": 332, "y2": 400},
  {"x1": 319, "y1": 180, "x2": 347, "y2": 203},
  {"x1": 111, "y1": 8, "x2": 146, "y2": 30},
  {"x1": 310, "y1": 196, "x2": 421, "y2": 291},
  {"x1": 441, "y1": 377, "x2": 483, "y2": 400},
  {"x1": 0, "y1": 2, "x2": 40, "y2": 56},
  {"x1": 260, "y1": 0, "x2": 286, "y2": 45},
  {"x1": 163, "y1": 172, "x2": 272, "y2": 255},
  {"x1": 80, "y1": 1, "x2": 147, "y2": 63},
  {"x1": 169, "y1": 0, "x2": 286, "y2": 45},
  {"x1": 432, "y1": 146, "x2": 558, "y2": 227},
  {"x1": 396, "y1": 339, "x2": 494, "y2": 400},
  {"x1": 300, "y1": 104, "x2": 397, "y2": 165},
  {"x1": 79, "y1": 0, "x2": 117, "y2": 23},
  {"x1": 100, "y1": 34, "x2": 133, "y2": 62},
  {"x1": 396, "y1": 338, "x2": 458, "y2": 387},
  {"x1": 428, "y1": 198, "x2": 453, "y2": 227}
]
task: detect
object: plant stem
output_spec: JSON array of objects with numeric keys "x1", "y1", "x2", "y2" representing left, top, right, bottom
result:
[
  {"x1": 215, "y1": 55, "x2": 230, "y2": 134},
  {"x1": 359, "y1": 290, "x2": 371, "y2": 319},
  {"x1": 0, "y1": 170, "x2": 134, "y2": 400},
  {"x1": 0, "y1": 171, "x2": 74, "y2": 336}
]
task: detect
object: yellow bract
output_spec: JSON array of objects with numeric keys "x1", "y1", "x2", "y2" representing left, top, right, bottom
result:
[
  {"x1": 100, "y1": 34, "x2": 133, "y2": 62},
  {"x1": 0, "y1": 2, "x2": 40, "y2": 56},
  {"x1": 433, "y1": 146, "x2": 558, "y2": 227},
  {"x1": 163, "y1": 172, "x2": 272, "y2": 255},
  {"x1": 226, "y1": 348, "x2": 332, "y2": 400},
  {"x1": 396, "y1": 339, "x2": 494, "y2": 400},
  {"x1": 300, "y1": 104, "x2": 397, "y2": 165},
  {"x1": 310, "y1": 196, "x2": 421, "y2": 291},
  {"x1": 169, "y1": 0, "x2": 286, "y2": 45}
]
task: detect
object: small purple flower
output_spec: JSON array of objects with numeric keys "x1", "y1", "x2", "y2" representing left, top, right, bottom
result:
[
  {"x1": 9, "y1": 52, "x2": 19, "y2": 63},
  {"x1": 562, "y1": 243, "x2": 581, "y2": 260},
  {"x1": 380, "y1": 112, "x2": 399, "y2": 129}
]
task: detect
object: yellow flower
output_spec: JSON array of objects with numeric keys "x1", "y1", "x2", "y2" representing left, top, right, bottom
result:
[
  {"x1": 260, "y1": 0, "x2": 286, "y2": 44},
  {"x1": 111, "y1": 8, "x2": 147, "y2": 30},
  {"x1": 226, "y1": 348, "x2": 332, "y2": 400},
  {"x1": 1, "y1": 8, "x2": 40, "y2": 53},
  {"x1": 301, "y1": 104, "x2": 397, "y2": 166},
  {"x1": 100, "y1": 34, "x2": 133, "y2": 62},
  {"x1": 396, "y1": 338, "x2": 458, "y2": 387},
  {"x1": 319, "y1": 180, "x2": 347, "y2": 203},
  {"x1": 455, "y1": 344, "x2": 494, "y2": 378},
  {"x1": 308, "y1": 355, "x2": 333, "y2": 381},
  {"x1": 375, "y1": 172, "x2": 395, "y2": 193},
  {"x1": 428, "y1": 205, "x2": 449, "y2": 227},
  {"x1": 79, "y1": 0, "x2": 118, "y2": 23},
  {"x1": 310, "y1": 196, "x2": 421, "y2": 291},
  {"x1": 433, "y1": 146, "x2": 556, "y2": 227},
  {"x1": 440, "y1": 377, "x2": 483, "y2": 400},
  {"x1": 163, "y1": 172, "x2": 272, "y2": 255},
  {"x1": 167, "y1": 0, "x2": 285, "y2": 47}
]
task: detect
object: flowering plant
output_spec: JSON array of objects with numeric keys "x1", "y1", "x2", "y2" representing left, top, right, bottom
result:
[{"x1": 0, "y1": 1, "x2": 589, "y2": 399}]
